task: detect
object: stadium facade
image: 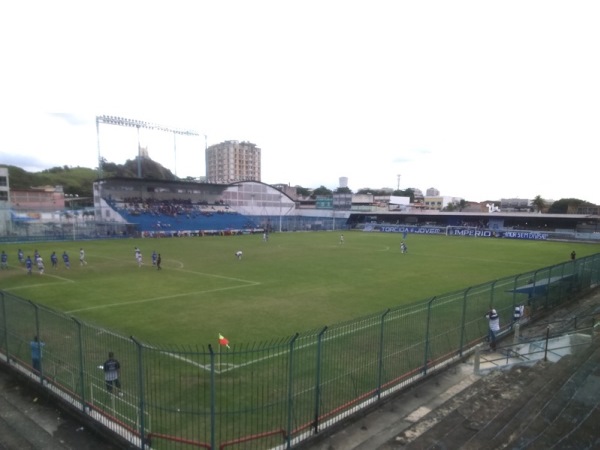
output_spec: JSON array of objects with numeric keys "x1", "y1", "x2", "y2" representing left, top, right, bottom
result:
[{"x1": 1, "y1": 172, "x2": 600, "y2": 242}]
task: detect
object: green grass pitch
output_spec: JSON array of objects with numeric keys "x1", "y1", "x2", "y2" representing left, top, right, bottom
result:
[{"x1": 1, "y1": 232, "x2": 596, "y2": 346}]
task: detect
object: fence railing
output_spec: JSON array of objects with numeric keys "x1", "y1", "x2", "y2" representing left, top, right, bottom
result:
[
  {"x1": 1, "y1": 253, "x2": 599, "y2": 449},
  {"x1": 473, "y1": 314, "x2": 598, "y2": 372}
]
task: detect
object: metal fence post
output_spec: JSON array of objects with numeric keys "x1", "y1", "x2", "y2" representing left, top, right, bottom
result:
[
  {"x1": 208, "y1": 344, "x2": 216, "y2": 450},
  {"x1": 544, "y1": 327, "x2": 550, "y2": 362},
  {"x1": 459, "y1": 287, "x2": 471, "y2": 356},
  {"x1": 0, "y1": 292, "x2": 8, "y2": 359},
  {"x1": 72, "y1": 318, "x2": 86, "y2": 411},
  {"x1": 377, "y1": 309, "x2": 390, "y2": 399},
  {"x1": 29, "y1": 301, "x2": 42, "y2": 380},
  {"x1": 130, "y1": 337, "x2": 147, "y2": 449},
  {"x1": 423, "y1": 297, "x2": 436, "y2": 375},
  {"x1": 313, "y1": 327, "x2": 327, "y2": 433},
  {"x1": 286, "y1": 333, "x2": 299, "y2": 449}
]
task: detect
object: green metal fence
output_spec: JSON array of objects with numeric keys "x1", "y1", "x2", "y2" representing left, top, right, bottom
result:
[{"x1": 1, "y1": 253, "x2": 599, "y2": 449}]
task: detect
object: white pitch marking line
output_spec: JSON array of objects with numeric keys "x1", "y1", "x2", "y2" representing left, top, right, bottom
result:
[
  {"x1": 66, "y1": 283, "x2": 260, "y2": 314},
  {"x1": 4, "y1": 271, "x2": 75, "y2": 291}
]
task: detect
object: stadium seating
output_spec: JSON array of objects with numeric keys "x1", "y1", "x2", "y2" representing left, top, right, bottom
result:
[{"x1": 104, "y1": 197, "x2": 257, "y2": 234}]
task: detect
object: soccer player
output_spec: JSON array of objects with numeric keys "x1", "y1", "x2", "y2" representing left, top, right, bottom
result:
[
  {"x1": 18, "y1": 248, "x2": 24, "y2": 265},
  {"x1": 62, "y1": 251, "x2": 71, "y2": 269},
  {"x1": 152, "y1": 250, "x2": 157, "y2": 266},
  {"x1": 0, "y1": 250, "x2": 7, "y2": 269},
  {"x1": 50, "y1": 251, "x2": 58, "y2": 268},
  {"x1": 79, "y1": 248, "x2": 87, "y2": 265},
  {"x1": 235, "y1": 250, "x2": 243, "y2": 260},
  {"x1": 36, "y1": 256, "x2": 45, "y2": 275},
  {"x1": 134, "y1": 247, "x2": 143, "y2": 267},
  {"x1": 25, "y1": 256, "x2": 33, "y2": 275}
]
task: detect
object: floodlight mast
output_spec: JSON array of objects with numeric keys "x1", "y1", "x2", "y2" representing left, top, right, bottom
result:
[{"x1": 95, "y1": 115, "x2": 201, "y2": 179}]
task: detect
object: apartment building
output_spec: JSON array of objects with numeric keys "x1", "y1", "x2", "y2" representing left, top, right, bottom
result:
[{"x1": 205, "y1": 140, "x2": 261, "y2": 184}]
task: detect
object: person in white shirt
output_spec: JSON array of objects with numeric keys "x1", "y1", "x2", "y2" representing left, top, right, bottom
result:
[{"x1": 486, "y1": 309, "x2": 500, "y2": 351}]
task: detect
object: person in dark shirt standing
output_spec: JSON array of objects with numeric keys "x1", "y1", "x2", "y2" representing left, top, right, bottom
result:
[
  {"x1": 1, "y1": 250, "x2": 7, "y2": 269},
  {"x1": 103, "y1": 352, "x2": 122, "y2": 396},
  {"x1": 62, "y1": 251, "x2": 71, "y2": 269}
]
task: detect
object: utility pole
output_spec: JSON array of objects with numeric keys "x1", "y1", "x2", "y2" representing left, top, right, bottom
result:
[{"x1": 397, "y1": 174, "x2": 401, "y2": 191}]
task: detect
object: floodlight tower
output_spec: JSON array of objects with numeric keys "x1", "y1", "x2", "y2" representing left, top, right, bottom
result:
[
  {"x1": 397, "y1": 174, "x2": 401, "y2": 191},
  {"x1": 95, "y1": 115, "x2": 201, "y2": 179}
]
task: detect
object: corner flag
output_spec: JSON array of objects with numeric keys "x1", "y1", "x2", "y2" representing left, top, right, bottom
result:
[{"x1": 219, "y1": 333, "x2": 230, "y2": 349}]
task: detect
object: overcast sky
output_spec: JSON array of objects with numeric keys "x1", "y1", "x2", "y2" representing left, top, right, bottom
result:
[{"x1": 1, "y1": 1, "x2": 599, "y2": 203}]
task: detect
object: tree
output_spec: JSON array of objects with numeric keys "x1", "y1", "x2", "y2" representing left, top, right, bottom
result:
[
  {"x1": 547, "y1": 198, "x2": 594, "y2": 214},
  {"x1": 294, "y1": 185, "x2": 312, "y2": 197},
  {"x1": 334, "y1": 186, "x2": 353, "y2": 194},
  {"x1": 312, "y1": 185, "x2": 333, "y2": 198},
  {"x1": 532, "y1": 195, "x2": 546, "y2": 213}
]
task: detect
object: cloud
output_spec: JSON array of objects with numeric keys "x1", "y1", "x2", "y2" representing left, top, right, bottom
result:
[
  {"x1": 47, "y1": 113, "x2": 91, "y2": 127},
  {"x1": 0, "y1": 153, "x2": 51, "y2": 172}
]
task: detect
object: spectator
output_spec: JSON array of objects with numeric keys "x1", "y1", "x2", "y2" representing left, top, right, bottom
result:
[
  {"x1": 485, "y1": 309, "x2": 500, "y2": 351},
  {"x1": 512, "y1": 305, "x2": 524, "y2": 328},
  {"x1": 30, "y1": 336, "x2": 45, "y2": 373}
]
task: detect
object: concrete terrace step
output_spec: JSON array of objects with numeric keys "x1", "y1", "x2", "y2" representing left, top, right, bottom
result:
[
  {"x1": 396, "y1": 337, "x2": 600, "y2": 450},
  {"x1": 0, "y1": 388, "x2": 68, "y2": 450},
  {"x1": 510, "y1": 342, "x2": 600, "y2": 449},
  {"x1": 479, "y1": 354, "x2": 585, "y2": 448}
]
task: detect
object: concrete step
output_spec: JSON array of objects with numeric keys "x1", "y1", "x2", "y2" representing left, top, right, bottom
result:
[
  {"x1": 473, "y1": 340, "x2": 600, "y2": 449},
  {"x1": 0, "y1": 389, "x2": 68, "y2": 450},
  {"x1": 512, "y1": 343, "x2": 600, "y2": 449}
]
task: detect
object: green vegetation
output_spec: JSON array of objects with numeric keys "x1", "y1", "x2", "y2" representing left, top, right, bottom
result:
[{"x1": 1, "y1": 232, "x2": 595, "y2": 346}]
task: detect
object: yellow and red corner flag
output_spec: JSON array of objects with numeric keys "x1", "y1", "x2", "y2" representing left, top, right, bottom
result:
[{"x1": 219, "y1": 333, "x2": 230, "y2": 349}]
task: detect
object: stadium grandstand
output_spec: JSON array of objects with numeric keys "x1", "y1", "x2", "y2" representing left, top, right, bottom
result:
[
  {"x1": 347, "y1": 210, "x2": 600, "y2": 241},
  {"x1": 93, "y1": 178, "x2": 298, "y2": 237},
  {"x1": 1, "y1": 173, "x2": 599, "y2": 242}
]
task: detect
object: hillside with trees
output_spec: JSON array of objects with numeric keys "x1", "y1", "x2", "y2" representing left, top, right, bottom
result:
[{"x1": 3, "y1": 157, "x2": 178, "y2": 205}]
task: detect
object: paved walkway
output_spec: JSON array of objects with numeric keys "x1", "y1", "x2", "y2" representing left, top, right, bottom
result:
[{"x1": 0, "y1": 368, "x2": 126, "y2": 450}]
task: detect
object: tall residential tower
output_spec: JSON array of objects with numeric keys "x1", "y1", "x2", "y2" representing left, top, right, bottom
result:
[{"x1": 205, "y1": 140, "x2": 261, "y2": 184}]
